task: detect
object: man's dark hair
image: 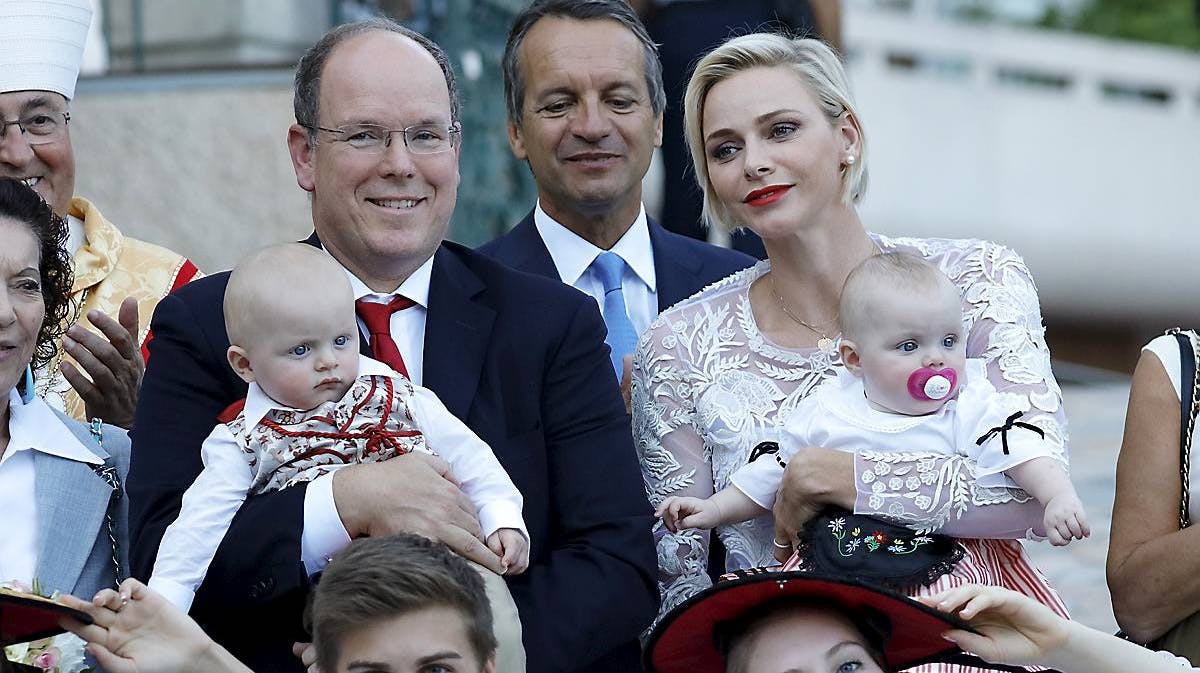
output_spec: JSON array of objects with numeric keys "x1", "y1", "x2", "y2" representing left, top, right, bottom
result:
[
  {"x1": 293, "y1": 17, "x2": 461, "y2": 140},
  {"x1": 310, "y1": 534, "x2": 497, "y2": 671},
  {"x1": 0, "y1": 178, "x2": 73, "y2": 375},
  {"x1": 502, "y1": 0, "x2": 666, "y2": 127}
]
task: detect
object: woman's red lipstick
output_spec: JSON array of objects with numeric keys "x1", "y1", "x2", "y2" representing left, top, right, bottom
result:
[{"x1": 744, "y1": 185, "x2": 792, "y2": 207}]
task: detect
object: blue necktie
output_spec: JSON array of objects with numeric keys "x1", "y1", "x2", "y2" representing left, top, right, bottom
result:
[{"x1": 591, "y1": 251, "x2": 639, "y2": 377}]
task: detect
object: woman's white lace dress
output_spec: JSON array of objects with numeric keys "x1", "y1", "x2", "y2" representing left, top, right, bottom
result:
[{"x1": 633, "y1": 234, "x2": 1071, "y2": 671}]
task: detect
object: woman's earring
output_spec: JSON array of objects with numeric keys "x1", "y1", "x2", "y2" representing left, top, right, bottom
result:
[
  {"x1": 19, "y1": 365, "x2": 35, "y2": 404},
  {"x1": 846, "y1": 155, "x2": 856, "y2": 166}
]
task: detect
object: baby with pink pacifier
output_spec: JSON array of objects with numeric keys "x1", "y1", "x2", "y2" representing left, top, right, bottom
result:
[{"x1": 658, "y1": 252, "x2": 1088, "y2": 547}]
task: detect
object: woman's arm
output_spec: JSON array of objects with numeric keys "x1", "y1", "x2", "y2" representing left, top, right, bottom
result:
[
  {"x1": 632, "y1": 323, "x2": 720, "y2": 619},
  {"x1": 1107, "y1": 348, "x2": 1200, "y2": 642},
  {"x1": 61, "y1": 579, "x2": 253, "y2": 673},
  {"x1": 927, "y1": 584, "x2": 1195, "y2": 673}
]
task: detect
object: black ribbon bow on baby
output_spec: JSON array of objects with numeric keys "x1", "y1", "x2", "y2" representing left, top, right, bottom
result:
[{"x1": 975, "y1": 411, "x2": 1045, "y2": 455}]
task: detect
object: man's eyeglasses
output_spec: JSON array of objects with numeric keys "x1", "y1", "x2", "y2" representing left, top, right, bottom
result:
[
  {"x1": 305, "y1": 122, "x2": 460, "y2": 155},
  {"x1": 0, "y1": 111, "x2": 71, "y2": 145}
]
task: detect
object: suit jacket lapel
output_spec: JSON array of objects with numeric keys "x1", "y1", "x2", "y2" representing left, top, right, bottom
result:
[
  {"x1": 503, "y1": 212, "x2": 561, "y2": 280},
  {"x1": 422, "y1": 246, "x2": 496, "y2": 420},
  {"x1": 648, "y1": 217, "x2": 703, "y2": 312},
  {"x1": 33, "y1": 449, "x2": 112, "y2": 596}
]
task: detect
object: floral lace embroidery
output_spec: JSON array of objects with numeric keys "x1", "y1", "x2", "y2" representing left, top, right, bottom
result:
[{"x1": 632, "y1": 235, "x2": 1068, "y2": 620}]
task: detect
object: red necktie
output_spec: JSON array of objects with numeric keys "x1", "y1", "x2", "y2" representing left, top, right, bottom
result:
[{"x1": 355, "y1": 296, "x2": 416, "y2": 378}]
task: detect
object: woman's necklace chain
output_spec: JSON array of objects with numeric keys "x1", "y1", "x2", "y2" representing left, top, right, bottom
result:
[{"x1": 769, "y1": 275, "x2": 838, "y2": 354}]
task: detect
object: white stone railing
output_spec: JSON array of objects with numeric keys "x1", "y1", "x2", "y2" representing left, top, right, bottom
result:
[{"x1": 844, "y1": 4, "x2": 1200, "y2": 323}]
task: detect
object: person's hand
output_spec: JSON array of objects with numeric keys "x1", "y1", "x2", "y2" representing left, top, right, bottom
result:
[
  {"x1": 486, "y1": 528, "x2": 530, "y2": 575},
  {"x1": 1043, "y1": 492, "x2": 1090, "y2": 546},
  {"x1": 58, "y1": 578, "x2": 219, "y2": 673},
  {"x1": 292, "y1": 642, "x2": 320, "y2": 673},
  {"x1": 656, "y1": 496, "x2": 720, "y2": 533},
  {"x1": 60, "y1": 297, "x2": 142, "y2": 429},
  {"x1": 332, "y1": 452, "x2": 504, "y2": 574},
  {"x1": 921, "y1": 584, "x2": 1071, "y2": 667},
  {"x1": 772, "y1": 446, "x2": 855, "y2": 562},
  {"x1": 620, "y1": 354, "x2": 634, "y2": 415}
]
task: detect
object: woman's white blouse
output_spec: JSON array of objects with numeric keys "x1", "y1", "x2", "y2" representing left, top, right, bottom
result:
[
  {"x1": 0, "y1": 389, "x2": 103, "y2": 585},
  {"x1": 1142, "y1": 333, "x2": 1200, "y2": 523},
  {"x1": 632, "y1": 234, "x2": 1068, "y2": 617}
]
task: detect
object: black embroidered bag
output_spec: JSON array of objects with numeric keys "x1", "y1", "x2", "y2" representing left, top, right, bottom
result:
[
  {"x1": 792, "y1": 506, "x2": 965, "y2": 592},
  {"x1": 749, "y1": 442, "x2": 964, "y2": 591}
]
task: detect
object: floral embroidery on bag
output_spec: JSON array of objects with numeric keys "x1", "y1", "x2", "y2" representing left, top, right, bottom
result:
[{"x1": 827, "y1": 517, "x2": 934, "y2": 556}]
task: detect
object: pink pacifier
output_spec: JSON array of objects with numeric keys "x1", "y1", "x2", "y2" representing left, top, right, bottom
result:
[{"x1": 907, "y1": 367, "x2": 958, "y2": 401}]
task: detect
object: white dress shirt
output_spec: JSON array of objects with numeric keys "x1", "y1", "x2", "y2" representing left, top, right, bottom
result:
[
  {"x1": 297, "y1": 251, "x2": 437, "y2": 576},
  {"x1": 152, "y1": 355, "x2": 526, "y2": 612},
  {"x1": 0, "y1": 389, "x2": 103, "y2": 585},
  {"x1": 533, "y1": 201, "x2": 659, "y2": 336}
]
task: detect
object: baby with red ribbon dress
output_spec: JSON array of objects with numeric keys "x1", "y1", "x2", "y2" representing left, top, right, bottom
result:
[
  {"x1": 148, "y1": 244, "x2": 529, "y2": 627},
  {"x1": 658, "y1": 252, "x2": 1089, "y2": 548}
]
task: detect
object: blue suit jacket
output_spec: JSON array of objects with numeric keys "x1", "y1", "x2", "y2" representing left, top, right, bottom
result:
[
  {"x1": 127, "y1": 240, "x2": 657, "y2": 673},
  {"x1": 477, "y1": 212, "x2": 755, "y2": 313}
]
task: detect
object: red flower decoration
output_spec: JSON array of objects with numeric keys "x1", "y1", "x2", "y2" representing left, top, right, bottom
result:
[{"x1": 873, "y1": 531, "x2": 888, "y2": 544}]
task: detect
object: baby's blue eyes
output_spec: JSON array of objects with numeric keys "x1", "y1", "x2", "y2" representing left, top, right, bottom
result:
[
  {"x1": 290, "y1": 344, "x2": 309, "y2": 356},
  {"x1": 898, "y1": 340, "x2": 918, "y2": 352},
  {"x1": 334, "y1": 335, "x2": 349, "y2": 346},
  {"x1": 943, "y1": 335, "x2": 958, "y2": 348}
]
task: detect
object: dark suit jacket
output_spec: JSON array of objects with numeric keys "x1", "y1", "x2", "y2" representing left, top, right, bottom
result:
[
  {"x1": 478, "y1": 213, "x2": 753, "y2": 672},
  {"x1": 127, "y1": 240, "x2": 658, "y2": 673},
  {"x1": 477, "y1": 212, "x2": 756, "y2": 313}
]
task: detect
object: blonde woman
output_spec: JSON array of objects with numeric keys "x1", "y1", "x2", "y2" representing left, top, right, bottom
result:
[{"x1": 631, "y1": 33, "x2": 1071, "y2": 671}]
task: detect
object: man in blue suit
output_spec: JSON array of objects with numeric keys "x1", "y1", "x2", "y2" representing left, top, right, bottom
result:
[
  {"x1": 479, "y1": 0, "x2": 754, "y2": 392},
  {"x1": 126, "y1": 18, "x2": 656, "y2": 673},
  {"x1": 478, "y1": 3, "x2": 753, "y2": 671}
]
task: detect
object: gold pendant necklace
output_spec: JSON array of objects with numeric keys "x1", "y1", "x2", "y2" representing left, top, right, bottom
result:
[{"x1": 770, "y1": 275, "x2": 838, "y2": 354}]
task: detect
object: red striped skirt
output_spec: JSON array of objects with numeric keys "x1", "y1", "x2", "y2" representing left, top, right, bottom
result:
[{"x1": 781, "y1": 537, "x2": 1069, "y2": 673}]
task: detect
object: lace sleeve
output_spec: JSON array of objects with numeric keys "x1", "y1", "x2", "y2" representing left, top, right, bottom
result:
[
  {"x1": 853, "y1": 242, "x2": 1059, "y2": 538},
  {"x1": 632, "y1": 319, "x2": 717, "y2": 620}
]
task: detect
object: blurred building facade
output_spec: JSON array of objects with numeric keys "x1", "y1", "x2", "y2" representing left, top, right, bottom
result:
[{"x1": 70, "y1": 0, "x2": 1199, "y2": 371}]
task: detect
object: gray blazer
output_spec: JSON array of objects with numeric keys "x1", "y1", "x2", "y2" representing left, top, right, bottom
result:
[{"x1": 33, "y1": 411, "x2": 130, "y2": 601}]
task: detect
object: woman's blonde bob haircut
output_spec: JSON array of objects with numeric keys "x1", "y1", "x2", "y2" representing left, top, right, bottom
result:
[{"x1": 683, "y1": 33, "x2": 868, "y2": 232}]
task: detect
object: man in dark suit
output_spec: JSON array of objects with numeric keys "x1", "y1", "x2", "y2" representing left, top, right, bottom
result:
[
  {"x1": 126, "y1": 18, "x2": 657, "y2": 673},
  {"x1": 478, "y1": 0, "x2": 754, "y2": 392}
]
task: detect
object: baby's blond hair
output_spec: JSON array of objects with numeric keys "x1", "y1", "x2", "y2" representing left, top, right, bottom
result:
[
  {"x1": 839, "y1": 253, "x2": 958, "y2": 341},
  {"x1": 223, "y1": 243, "x2": 352, "y2": 348}
]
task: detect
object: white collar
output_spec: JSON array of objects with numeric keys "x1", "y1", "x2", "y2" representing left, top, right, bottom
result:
[
  {"x1": 240, "y1": 354, "x2": 400, "y2": 428},
  {"x1": 533, "y1": 201, "x2": 657, "y2": 290},
  {"x1": 66, "y1": 213, "x2": 86, "y2": 258},
  {"x1": 338, "y1": 252, "x2": 434, "y2": 308},
  {"x1": 3, "y1": 389, "x2": 102, "y2": 465}
]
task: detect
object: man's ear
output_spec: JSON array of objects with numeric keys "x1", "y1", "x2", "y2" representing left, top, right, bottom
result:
[
  {"x1": 287, "y1": 123, "x2": 317, "y2": 193},
  {"x1": 839, "y1": 339, "x2": 863, "y2": 377},
  {"x1": 482, "y1": 651, "x2": 497, "y2": 673},
  {"x1": 227, "y1": 345, "x2": 256, "y2": 384},
  {"x1": 506, "y1": 118, "x2": 527, "y2": 161}
]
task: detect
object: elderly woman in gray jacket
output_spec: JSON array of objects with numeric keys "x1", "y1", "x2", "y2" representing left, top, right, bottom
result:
[{"x1": 0, "y1": 178, "x2": 128, "y2": 669}]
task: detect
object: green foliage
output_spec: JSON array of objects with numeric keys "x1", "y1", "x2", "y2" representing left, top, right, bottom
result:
[{"x1": 1041, "y1": 0, "x2": 1200, "y2": 50}]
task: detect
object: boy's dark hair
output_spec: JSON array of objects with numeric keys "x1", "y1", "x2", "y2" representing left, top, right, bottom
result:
[{"x1": 309, "y1": 534, "x2": 497, "y2": 671}]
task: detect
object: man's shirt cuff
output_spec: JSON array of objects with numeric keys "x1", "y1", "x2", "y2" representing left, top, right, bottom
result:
[{"x1": 301, "y1": 472, "x2": 352, "y2": 576}]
